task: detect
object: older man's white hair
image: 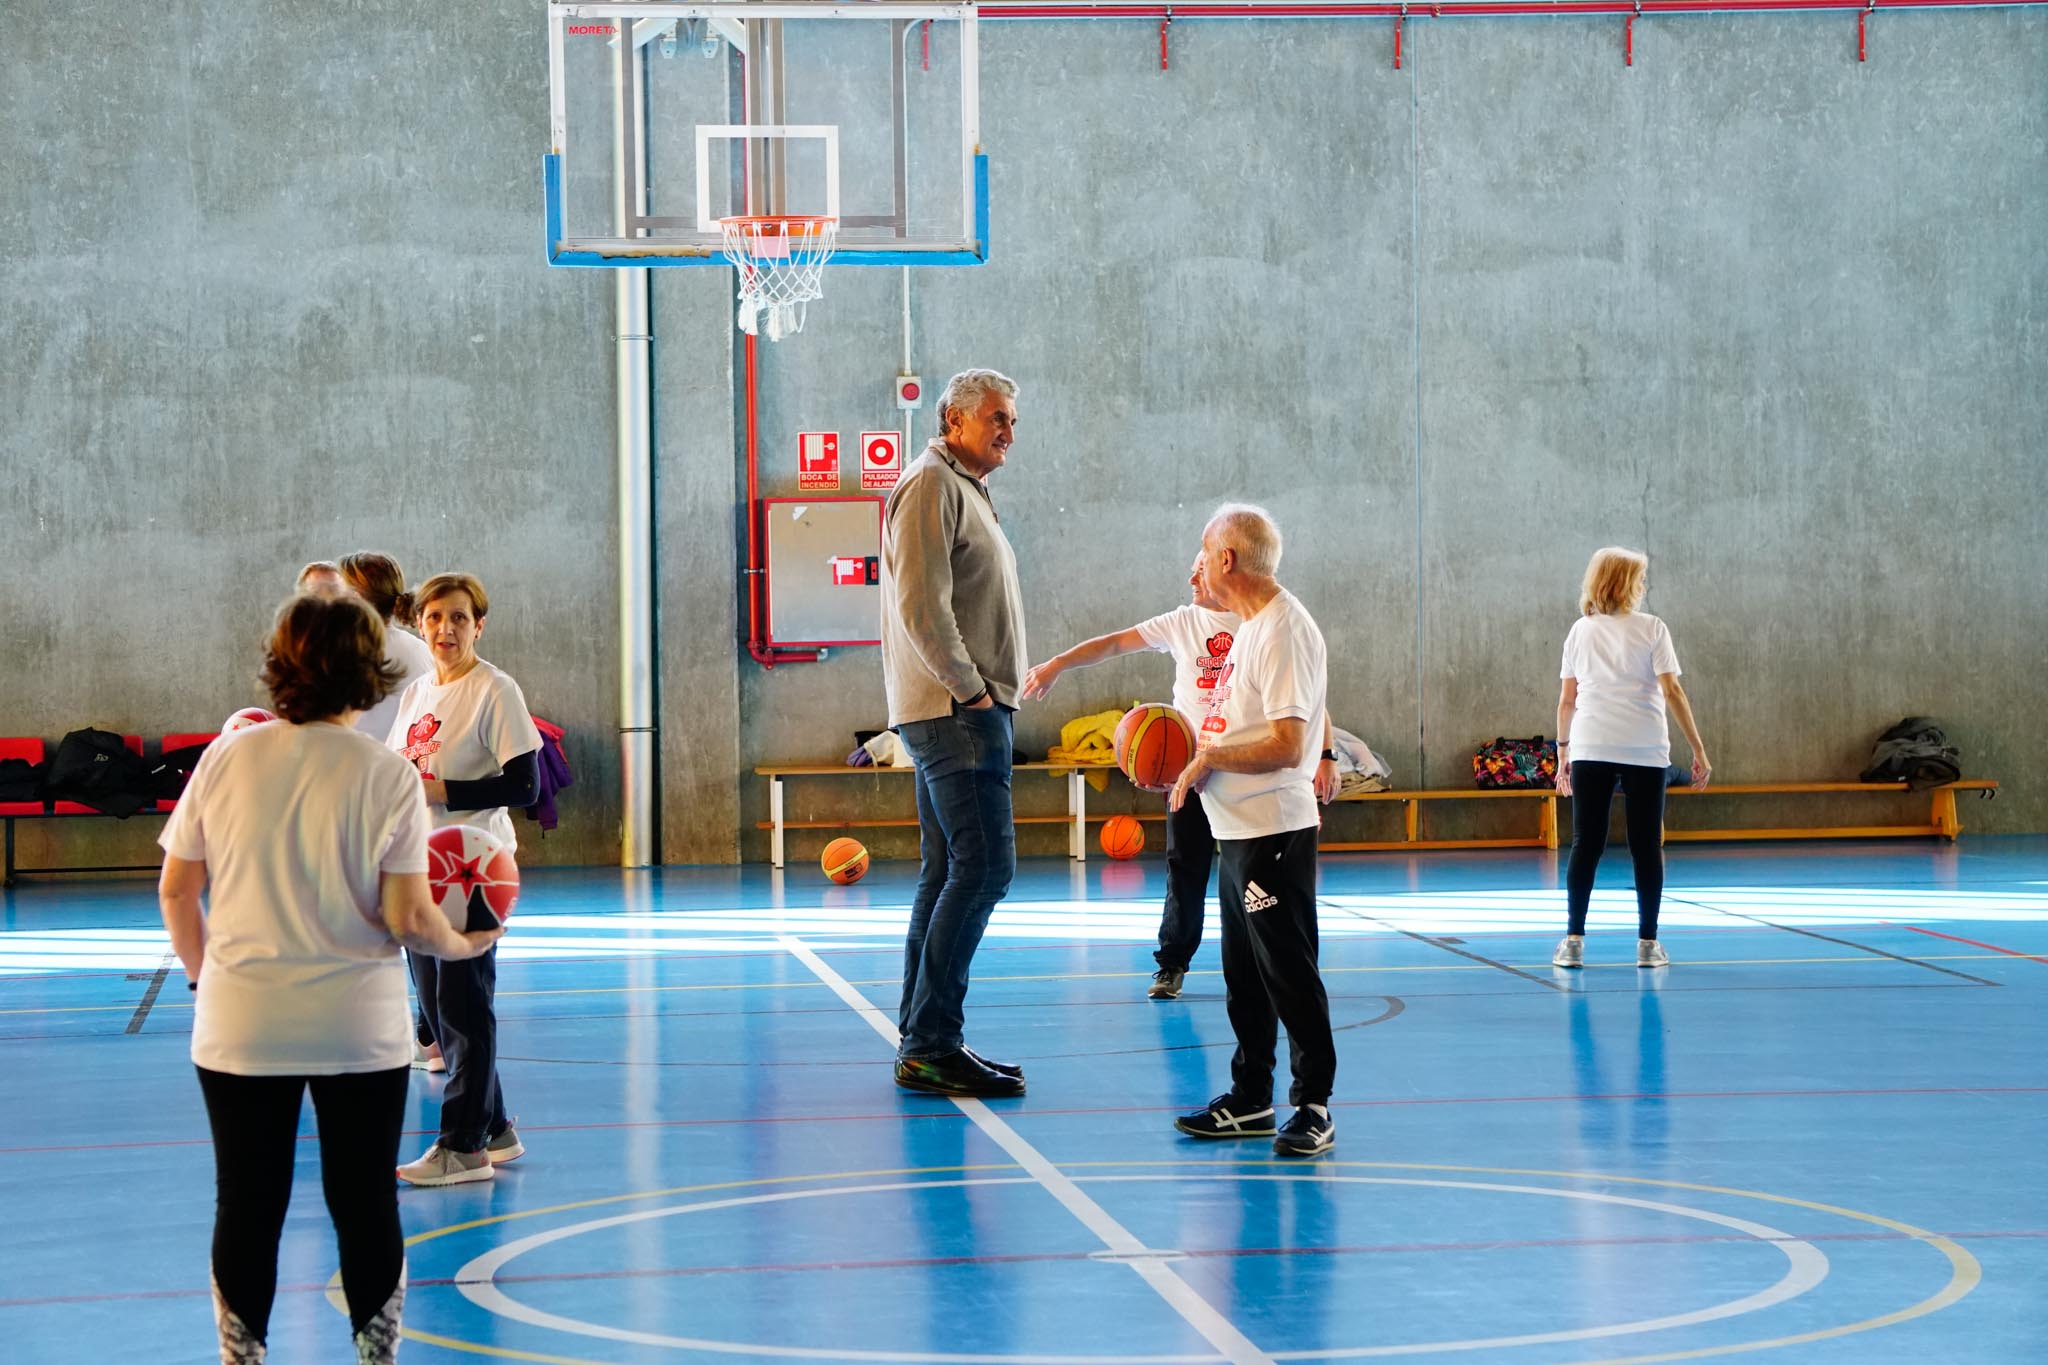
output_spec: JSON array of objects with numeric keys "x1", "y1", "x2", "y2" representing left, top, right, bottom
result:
[
  {"x1": 936, "y1": 368, "x2": 1019, "y2": 430},
  {"x1": 1207, "y1": 503, "x2": 1283, "y2": 577}
]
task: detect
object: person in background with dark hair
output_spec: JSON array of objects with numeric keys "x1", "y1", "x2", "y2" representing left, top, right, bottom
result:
[
  {"x1": 340, "y1": 552, "x2": 434, "y2": 748},
  {"x1": 338, "y1": 553, "x2": 449, "y2": 1064},
  {"x1": 158, "y1": 593, "x2": 501, "y2": 1365},
  {"x1": 1552, "y1": 546, "x2": 1711, "y2": 971},
  {"x1": 388, "y1": 572, "x2": 542, "y2": 1186}
]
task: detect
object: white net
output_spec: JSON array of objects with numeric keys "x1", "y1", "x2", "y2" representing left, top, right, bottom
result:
[{"x1": 719, "y1": 216, "x2": 837, "y2": 341}]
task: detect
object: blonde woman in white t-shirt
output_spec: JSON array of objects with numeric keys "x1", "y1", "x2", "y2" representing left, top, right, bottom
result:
[
  {"x1": 1552, "y1": 547, "x2": 1711, "y2": 970},
  {"x1": 388, "y1": 572, "x2": 544, "y2": 1186},
  {"x1": 157, "y1": 594, "x2": 501, "y2": 1365}
]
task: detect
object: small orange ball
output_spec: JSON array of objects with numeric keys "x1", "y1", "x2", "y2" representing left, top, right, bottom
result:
[
  {"x1": 821, "y1": 837, "x2": 870, "y2": 885},
  {"x1": 1099, "y1": 815, "x2": 1145, "y2": 861}
]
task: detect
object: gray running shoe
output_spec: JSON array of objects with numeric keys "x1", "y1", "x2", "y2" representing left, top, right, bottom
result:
[
  {"x1": 1637, "y1": 939, "x2": 1671, "y2": 968},
  {"x1": 1552, "y1": 935, "x2": 1585, "y2": 969},
  {"x1": 397, "y1": 1142, "x2": 494, "y2": 1187}
]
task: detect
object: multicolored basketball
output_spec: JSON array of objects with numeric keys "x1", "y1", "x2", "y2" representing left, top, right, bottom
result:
[
  {"x1": 426, "y1": 824, "x2": 520, "y2": 931},
  {"x1": 1100, "y1": 814, "x2": 1145, "y2": 860},
  {"x1": 1114, "y1": 703, "x2": 1195, "y2": 791},
  {"x1": 223, "y1": 707, "x2": 277, "y2": 732},
  {"x1": 822, "y1": 837, "x2": 870, "y2": 885}
]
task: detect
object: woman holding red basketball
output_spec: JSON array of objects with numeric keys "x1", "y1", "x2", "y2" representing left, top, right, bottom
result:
[
  {"x1": 386, "y1": 572, "x2": 543, "y2": 1187},
  {"x1": 157, "y1": 592, "x2": 500, "y2": 1364}
]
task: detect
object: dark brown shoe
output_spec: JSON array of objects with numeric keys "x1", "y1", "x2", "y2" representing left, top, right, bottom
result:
[{"x1": 894, "y1": 1049, "x2": 1026, "y2": 1098}]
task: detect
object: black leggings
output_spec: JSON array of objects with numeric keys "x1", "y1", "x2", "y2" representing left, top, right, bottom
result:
[
  {"x1": 1565, "y1": 760, "x2": 1668, "y2": 940},
  {"x1": 195, "y1": 1065, "x2": 410, "y2": 1340}
]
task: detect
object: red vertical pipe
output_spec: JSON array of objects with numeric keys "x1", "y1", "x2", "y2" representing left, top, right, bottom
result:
[
  {"x1": 1394, "y1": 14, "x2": 1404, "y2": 66},
  {"x1": 1626, "y1": 12, "x2": 1635, "y2": 61},
  {"x1": 1161, "y1": 13, "x2": 1171, "y2": 67}
]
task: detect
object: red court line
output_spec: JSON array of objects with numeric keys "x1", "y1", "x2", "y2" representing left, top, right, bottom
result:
[
  {"x1": 4, "y1": 1228, "x2": 2044, "y2": 1309},
  {"x1": 8, "y1": 1084, "x2": 2044, "y2": 1156},
  {"x1": 1897, "y1": 924, "x2": 2048, "y2": 964}
]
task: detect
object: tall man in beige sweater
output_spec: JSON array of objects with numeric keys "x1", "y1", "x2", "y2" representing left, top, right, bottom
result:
[{"x1": 880, "y1": 369, "x2": 1029, "y2": 1099}]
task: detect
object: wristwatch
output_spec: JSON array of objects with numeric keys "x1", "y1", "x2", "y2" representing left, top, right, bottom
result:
[{"x1": 1319, "y1": 749, "x2": 1338, "y2": 762}]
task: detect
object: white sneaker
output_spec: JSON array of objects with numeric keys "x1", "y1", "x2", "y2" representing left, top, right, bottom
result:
[
  {"x1": 397, "y1": 1142, "x2": 494, "y2": 1187},
  {"x1": 1637, "y1": 938, "x2": 1671, "y2": 968},
  {"x1": 1552, "y1": 935, "x2": 1585, "y2": 968},
  {"x1": 412, "y1": 1042, "x2": 445, "y2": 1073}
]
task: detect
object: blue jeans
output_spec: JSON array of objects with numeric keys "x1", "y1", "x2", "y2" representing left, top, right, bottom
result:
[{"x1": 894, "y1": 703, "x2": 1017, "y2": 1059}]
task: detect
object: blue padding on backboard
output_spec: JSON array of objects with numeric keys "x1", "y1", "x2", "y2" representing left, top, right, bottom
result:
[{"x1": 544, "y1": 152, "x2": 990, "y2": 268}]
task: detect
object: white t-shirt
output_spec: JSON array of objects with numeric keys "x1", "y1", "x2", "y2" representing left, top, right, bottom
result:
[
  {"x1": 158, "y1": 722, "x2": 429, "y2": 1076},
  {"x1": 1560, "y1": 611, "x2": 1682, "y2": 768},
  {"x1": 1134, "y1": 605, "x2": 1241, "y2": 727},
  {"x1": 1195, "y1": 589, "x2": 1328, "y2": 841},
  {"x1": 386, "y1": 660, "x2": 543, "y2": 850},
  {"x1": 355, "y1": 626, "x2": 435, "y2": 746}
]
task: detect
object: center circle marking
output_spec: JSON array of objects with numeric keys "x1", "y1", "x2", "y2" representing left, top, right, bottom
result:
[{"x1": 448, "y1": 1172, "x2": 1826, "y2": 1361}]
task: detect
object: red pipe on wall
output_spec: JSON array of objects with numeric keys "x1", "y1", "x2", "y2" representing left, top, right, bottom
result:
[{"x1": 744, "y1": 332, "x2": 821, "y2": 669}]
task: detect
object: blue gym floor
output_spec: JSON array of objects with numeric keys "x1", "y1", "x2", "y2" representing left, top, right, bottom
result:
[{"x1": 2, "y1": 839, "x2": 2045, "y2": 1364}]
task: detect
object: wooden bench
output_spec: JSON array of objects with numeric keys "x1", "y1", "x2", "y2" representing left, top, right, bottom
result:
[
  {"x1": 756, "y1": 762, "x2": 1095, "y2": 869},
  {"x1": 1324, "y1": 778, "x2": 2000, "y2": 852},
  {"x1": 757, "y1": 759, "x2": 1998, "y2": 864},
  {"x1": 1, "y1": 734, "x2": 172, "y2": 887}
]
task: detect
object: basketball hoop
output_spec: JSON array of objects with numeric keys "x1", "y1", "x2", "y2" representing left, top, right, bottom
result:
[{"x1": 719, "y1": 214, "x2": 837, "y2": 341}]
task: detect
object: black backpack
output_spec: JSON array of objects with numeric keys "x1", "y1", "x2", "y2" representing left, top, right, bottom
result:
[
  {"x1": 1859, "y1": 717, "x2": 1962, "y2": 791},
  {"x1": 43, "y1": 728, "x2": 158, "y2": 817}
]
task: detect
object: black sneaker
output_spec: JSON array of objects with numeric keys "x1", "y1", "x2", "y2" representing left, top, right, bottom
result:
[
  {"x1": 1273, "y1": 1106, "x2": 1336, "y2": 1157},
  {"x1": 1174, "y1": 1094, "x2": 1277, "y2": 1139},
  {"x1": 1148, "y1": 967, "x2": 1187, "y2": 1000},
  {"x1": 960, "y1": 1045, "x2": 1024, "y2": 1080},
  {"x1": 894, "y1": 1049, "x2": 1026, "y2": 1098}
]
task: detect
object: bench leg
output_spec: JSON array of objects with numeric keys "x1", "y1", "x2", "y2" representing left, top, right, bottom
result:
[
  {"x1": 1069, "y1": 772, "x2": 1087, "y2": 862},
  {"x1": 769, "y1": 777, "x2": 786, "y2": 870},
  {"x1": 3, "y1": 817, "x2": 12, "y2": 889},
  {"x1": 1403, "y1": 799, "x2": 1419, "y2": 844},
  {"x1": 1540, "y1": 795, "x2": 1558, "y2": 851},
  {"x1": 1932, "y1": 788, "x2": 1961, "y2": 840}
]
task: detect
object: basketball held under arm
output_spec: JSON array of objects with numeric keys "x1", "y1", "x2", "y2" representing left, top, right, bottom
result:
[
  {"x1": 1021, "y1": 627, "x2": 1150, "y2": 700},
  {"x1": 378, "y1": 871, "x2": 502, "y2": 960}
]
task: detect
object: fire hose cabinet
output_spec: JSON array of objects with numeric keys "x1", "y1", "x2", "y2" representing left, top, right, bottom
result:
[{"x1": 762, "y1": 496, "x2": 884, "y2": 648}]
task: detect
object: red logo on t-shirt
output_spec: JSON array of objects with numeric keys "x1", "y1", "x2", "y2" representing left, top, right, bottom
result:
[
  {"x1": 1199, "y1": 660, "x2": 1234, "y2": 740},
  {"x1": 401, "y1": 713, "x2": 443, "y2": 778},
  {"x1": 1196, "y1": 630, "x2": 1235, "y2": 690}
]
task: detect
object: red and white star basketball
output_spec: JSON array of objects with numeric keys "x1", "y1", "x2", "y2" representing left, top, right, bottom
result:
[
  {"x1": 426, "y1": 824, "x2": 520, "y2": 932},
  {"x1": 223, "y1": 707, "x2": 277, "y2": 732}
]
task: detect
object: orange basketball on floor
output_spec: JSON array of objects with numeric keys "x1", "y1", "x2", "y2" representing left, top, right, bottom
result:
[
  {"x1": 1114, "y1": 704, "x2": 1195, "y2": 791},
  {"x1": 821, "y1": 837, "x2": 870, "y2": 885},
  {"x1": 1100, "y1": 814, "x2": 1145, "y2": 860}
]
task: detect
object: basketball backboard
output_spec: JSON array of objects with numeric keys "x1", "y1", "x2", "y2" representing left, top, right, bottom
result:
[{"x1": 544, "y1": 2, "x2": 987, "y2": 268}]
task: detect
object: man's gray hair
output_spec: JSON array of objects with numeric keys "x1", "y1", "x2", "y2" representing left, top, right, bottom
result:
[
  {"x1": 1208, "y1": 503, "x2": 1283, "y2": 577},
  {"x1": 936, "y1": 368, "x2": 1019, "y2": 429}
]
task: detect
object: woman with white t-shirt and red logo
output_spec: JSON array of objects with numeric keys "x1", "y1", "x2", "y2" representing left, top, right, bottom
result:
[
  {"x1": 388, "y1": 572, "x2": 543, "y2": 1186},
  {"x1": 157, "y1": 593, "x2": 502, "y2": 1364},
  {"x1": 1552, "y1": 547, "x2": 1712, "y2": 970}
]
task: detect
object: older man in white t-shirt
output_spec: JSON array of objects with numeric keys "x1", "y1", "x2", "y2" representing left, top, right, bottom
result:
[
  {"x1": 1023, "y1": 555, "x2": 1337, "y2": 1001},
  {"x1": 1165, "y1": 504, "x2": 1338, "y2": 1158}
]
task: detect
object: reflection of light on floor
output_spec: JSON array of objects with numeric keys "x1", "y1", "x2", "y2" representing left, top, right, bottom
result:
[{"x1": 4, "y1": 887, "x2": 2043, "y2": 975}]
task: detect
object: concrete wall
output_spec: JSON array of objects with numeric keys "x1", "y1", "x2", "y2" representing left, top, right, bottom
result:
[{"x1": 3, "y1": 4, "x2": 2041, "y2": 872}]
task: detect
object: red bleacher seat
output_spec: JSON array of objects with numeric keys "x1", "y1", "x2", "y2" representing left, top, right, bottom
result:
[
  {"x1": 50, "y1": 734, "x2": 144, "y2": 815},
  {"x1": 0, "y1": 738, "x2": 44, "y2": 817},
  {"x1": 157, "y1": 732, "x2": 218, "y2": 813}
]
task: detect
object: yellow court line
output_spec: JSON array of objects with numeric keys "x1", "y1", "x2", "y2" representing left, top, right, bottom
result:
[
  {"x1": 0, "y1": 953, "x2": 2020, "y2": 1016},
  {"x1": 363, "y1": 1158, "x2": 1979, "y2": 1365}
]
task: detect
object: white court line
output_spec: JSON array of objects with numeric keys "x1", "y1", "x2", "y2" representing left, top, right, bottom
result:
[{"x1": 778, "y1": 932, "x2": 1274, "y2": 1365}]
